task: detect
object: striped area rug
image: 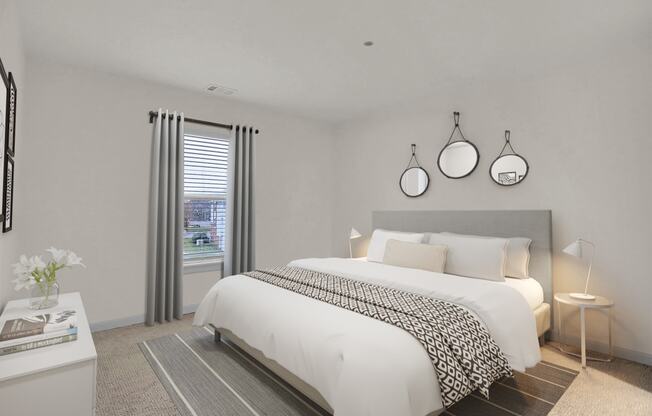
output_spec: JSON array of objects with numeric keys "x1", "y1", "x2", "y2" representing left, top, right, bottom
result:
[{"x1": 139, "y1": 328, "x2": 577, "y2": 416}]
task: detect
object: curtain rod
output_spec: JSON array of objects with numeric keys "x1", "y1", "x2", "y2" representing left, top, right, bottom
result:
[{"x1": 147, "y1": 111, "x2": 259, "y2": 134}]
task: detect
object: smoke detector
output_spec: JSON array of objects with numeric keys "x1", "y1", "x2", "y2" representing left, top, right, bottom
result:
[{"x1": 206, "y1": 84, "x2": 237, "y2": 95}]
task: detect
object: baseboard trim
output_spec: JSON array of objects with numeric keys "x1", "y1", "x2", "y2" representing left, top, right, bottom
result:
[
  {"x1": 183, "y1": 303, "x2": 199, "y2": 314},
  {"x1": 89, "y1": 304, "x2": 199, "y2": 332},
  {"x1": 549, "y1": 332, "x2": 652, "y2": 366}
]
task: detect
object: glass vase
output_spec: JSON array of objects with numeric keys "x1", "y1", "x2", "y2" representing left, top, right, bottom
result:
[{"x1": 30, "y1": 281, "x2": 60, "y2": 310}]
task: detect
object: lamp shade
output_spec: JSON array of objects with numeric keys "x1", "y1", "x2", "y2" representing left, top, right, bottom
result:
[
  {"x1": 562, "y1": 239, "x2": 582, "y2": 257},
  {"x1": 349, "y1": 228, "x2": 362, "y2": 239}
]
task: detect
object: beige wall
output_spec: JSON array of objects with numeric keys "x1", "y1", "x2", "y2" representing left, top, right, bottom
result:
[
  {"x1": 331, "y1": 45, "x2": 651, "y2": 362},
  {"x1": 0, "y1": 0, "x2": 26, "y2": 308},
  {"x1": 10, "y1": 59, "x2": 334, "y2": 327}
]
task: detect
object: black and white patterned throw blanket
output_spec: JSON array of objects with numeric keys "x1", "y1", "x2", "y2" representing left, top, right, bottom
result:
[{"x1": 243, "y1": 266, "x2": 512, "y2": 408}]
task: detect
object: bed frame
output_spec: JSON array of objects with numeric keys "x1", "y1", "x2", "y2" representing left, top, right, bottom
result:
[{"x1": 213, "y1": 209, "x2": 553, "y2": 413}]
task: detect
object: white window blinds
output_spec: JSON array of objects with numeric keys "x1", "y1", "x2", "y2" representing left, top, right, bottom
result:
[
  {"x1": 184, "y1": 134, "x2": 229, "y2": 196},
  {"x1": 183, "y1": 134, "x2": 230, "y2": 261}
]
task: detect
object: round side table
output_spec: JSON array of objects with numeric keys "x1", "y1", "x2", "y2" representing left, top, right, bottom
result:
[{"x1": 554, "y1": 293, "x2": 614, "y2": 368}]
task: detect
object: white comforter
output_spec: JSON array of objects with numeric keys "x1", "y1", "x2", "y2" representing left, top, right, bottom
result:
[{"x1": 193, "y1": 258, "x2": 541, "y2": 416}]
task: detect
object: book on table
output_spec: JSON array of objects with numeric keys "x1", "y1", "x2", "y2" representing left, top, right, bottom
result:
[{"x1": 0, "y1": 310, "x2": 78, "y2": 355}]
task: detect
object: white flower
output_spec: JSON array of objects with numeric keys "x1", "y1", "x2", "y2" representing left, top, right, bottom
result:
[
  {"x1": 12, "y1": 255, "x2": 33, "y2": 277},
  {"x1": 29, "y1": 256, "x2": 46, "y2": 270},
  {"x1": 12, "y1": 275, "x2": 35, "y2": 291},
  {"x1": 65, "y1": 251, "x2": 85, "y2": 268},
  {"x1": 46, "y1": 247, "x2": 67, "y2": 263},
  {"x1": 12, "y1": 255, "x2": 45, "y2": 278},
  {"x1": 12, "y1": 249, "x2": 85, "y2": 292}
]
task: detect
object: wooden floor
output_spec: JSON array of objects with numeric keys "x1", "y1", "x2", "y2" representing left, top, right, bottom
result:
[{"x1": 93, "y1": 314, "x2": 652, "y2": 416}]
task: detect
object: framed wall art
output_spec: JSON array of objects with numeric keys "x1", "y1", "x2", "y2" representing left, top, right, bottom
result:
[
  {"x1": 6, "y1": 72, "x2": 16, "y2": 156},
  {"x1": 3, "y1": 155, "x2": 13, "y2": 232},
  {"x1": 0, "y1": 57, "x2": 7, "y2": 223}
]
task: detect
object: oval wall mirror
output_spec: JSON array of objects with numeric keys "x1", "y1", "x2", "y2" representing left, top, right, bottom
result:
[
  {"x1": 490, "y1": 130, "x2": 529, "y2": 186},
  {"x1": 400, "y1": 144, "x2": 429, "y2": 197},
  {"x1": 437, "y1": 112, "x2": 480, "y2": 179}
]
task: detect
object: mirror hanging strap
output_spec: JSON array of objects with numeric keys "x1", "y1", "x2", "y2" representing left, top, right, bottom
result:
[
  {"x1": 405, "y1": 143, "x2": 422, "y2": 169},
  {"x1": 445, "y1": 111, "x2": 468, "y2": 145},
  {"x1": 497, "y1": 130, "x2": 518, "y2": 157}
]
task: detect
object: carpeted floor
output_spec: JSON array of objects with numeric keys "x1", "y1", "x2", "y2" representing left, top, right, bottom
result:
[{"x1": 94, "y1": 314, "x2": 652, "y2": 416}]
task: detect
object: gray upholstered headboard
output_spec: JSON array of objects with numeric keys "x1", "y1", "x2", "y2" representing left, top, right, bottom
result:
[{"x1": 372, "y1": 210, "x2": 553, "y2": 305}]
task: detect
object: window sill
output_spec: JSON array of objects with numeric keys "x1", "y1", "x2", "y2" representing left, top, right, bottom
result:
[{"x1": 184, "y1": 258, "x2": 223, "y2": 275}]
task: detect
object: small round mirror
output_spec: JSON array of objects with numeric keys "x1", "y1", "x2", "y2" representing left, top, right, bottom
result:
[
  {"x1": 400, "y1": 167, "x2": 430, "y2": 197},
  {"x1": 437, "y1": 141, "x2": 479, "y2": 179},
  {"x1": 490, "y1": 130, "x2": 529, "y2": 186},
  {"x1": 490, "y1": 154, "x2": 528, "y2": 185},
  {"x1": 437, "y1": 112, "x2": 480, "y2": 179}
]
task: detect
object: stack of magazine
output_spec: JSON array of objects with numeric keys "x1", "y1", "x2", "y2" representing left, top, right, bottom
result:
[{"x1": 0, "y1": 310, "x2": 78, "y2": 356}]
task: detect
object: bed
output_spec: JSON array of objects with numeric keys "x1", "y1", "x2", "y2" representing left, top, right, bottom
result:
[{"x1": 194, "y1": 210, "x2": 552, "y2": 416}]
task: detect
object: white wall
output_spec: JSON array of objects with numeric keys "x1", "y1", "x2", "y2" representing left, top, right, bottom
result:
[
  {"x1": 0, "y1": 0, "x2": 26, "y2": 308},
  {"x1": 331, "y1": 44, "x2": 652, "y2": 362},
  {"x1": 10, "y1": 59, "x2": 334, "y2": 327}
]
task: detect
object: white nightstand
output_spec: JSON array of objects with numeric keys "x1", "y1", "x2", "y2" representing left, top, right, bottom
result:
[
  {"x1": 554, "y1": 292, "x2": 614, "y2": 368},
  {"x1": 0, "y1": 292, "x2": 97, "y2": 415}
]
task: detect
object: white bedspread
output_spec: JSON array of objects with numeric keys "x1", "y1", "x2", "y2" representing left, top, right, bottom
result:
[
  {"x1": 194, "y1": 258, "x2": 540, "y2": 416},
  {"x1": 503, "y1": 277, "x2": 544, "y2": 310}
]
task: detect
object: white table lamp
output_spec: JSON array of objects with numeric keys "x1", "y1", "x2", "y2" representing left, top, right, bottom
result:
[
  {"x1": 349, "y1": 228, "x2": 362, "y2": 258},
  {"x1": 563, "y1": 238, "x2": 596, "y2": 300}
]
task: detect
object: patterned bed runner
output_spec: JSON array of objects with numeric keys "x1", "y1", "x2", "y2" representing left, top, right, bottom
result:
[{"x1": 243, "y1": 266, "x2": 512, "y2": 408}]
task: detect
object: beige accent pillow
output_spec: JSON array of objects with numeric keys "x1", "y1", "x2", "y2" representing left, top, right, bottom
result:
[{"x1": 382, "y1": 239, "x2": 448, "y2": 273}]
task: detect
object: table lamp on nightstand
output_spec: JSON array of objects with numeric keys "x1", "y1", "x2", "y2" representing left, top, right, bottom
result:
[
  {"x1": 349, "y1": 228, "x2": 362, "y2": 258},
  {"x1": 563, "y1": 238, "x2": 597, "y2": 300}
]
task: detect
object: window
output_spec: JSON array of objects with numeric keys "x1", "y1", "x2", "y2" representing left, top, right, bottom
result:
[{"x1": 183, "y1": 134, "x2": 229, "y2": 263}]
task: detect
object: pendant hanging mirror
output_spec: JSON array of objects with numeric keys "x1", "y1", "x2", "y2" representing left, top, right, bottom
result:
[
  {"x1": 400, "y1": 144, "x2": 430, "y2": 197},
  {"x1": 490, "y1": 130, "x2": 529, "y2": 186},
  {"x1": 437, "y1": 111, "x2": 480, "y2": 179}
]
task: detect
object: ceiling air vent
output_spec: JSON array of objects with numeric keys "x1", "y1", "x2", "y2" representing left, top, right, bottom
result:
[{"x1": 206, "y1": 84, "x2": 237, "y2": 95}]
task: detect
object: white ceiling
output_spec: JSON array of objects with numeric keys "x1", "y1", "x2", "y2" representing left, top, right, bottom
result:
[{"x1": 17, "y1": 0, "x2": 649, "y2": 122}]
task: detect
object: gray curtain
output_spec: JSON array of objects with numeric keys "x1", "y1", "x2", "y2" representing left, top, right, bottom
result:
[
  {"x1": 146, "y1": 109, "x2": 184, "y2": 325},
  {"x1": 224, "y1": 126, "x2": 256, "y2": 276}
]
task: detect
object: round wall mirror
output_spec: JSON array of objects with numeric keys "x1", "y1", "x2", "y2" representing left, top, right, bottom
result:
[
  {"x1": 400, "y1": 144, "x2": 429, "y2": 197},
  {"x1": 437, "y1": 112, "x2": 480, "y2": 179},
  {"x1": 438, "y1": 141, "x2": 479, "y2": 179},
  {"x1": 490, "y1": 130, "x2": 529, "y2": 186},
  {"x1": 400, "y1": 167, "x2": 429, "y2": 197}
]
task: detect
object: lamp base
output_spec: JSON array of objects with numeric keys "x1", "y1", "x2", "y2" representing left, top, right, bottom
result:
[{"x1": 570, "y1": 292, "x2": 596, "y2": 300}]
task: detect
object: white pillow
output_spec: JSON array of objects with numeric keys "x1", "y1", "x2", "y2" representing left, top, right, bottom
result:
[
  {"x1": 367, "y1": 229, "x2": 425, "y2": 263},
  {"x1": 442, "y1": 232, "x2": 531, "y2": 279},
  {"x1": 428, "y1": 233, "x2": 508, "y2": 281},
  {"x1": 382, "y1": 239, "x2": 448, "y2": 273}
]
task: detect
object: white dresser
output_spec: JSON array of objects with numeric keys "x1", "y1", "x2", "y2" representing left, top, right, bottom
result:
[{"x1": 0, "y1": 292, "x2": 97, "y2": 415}]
